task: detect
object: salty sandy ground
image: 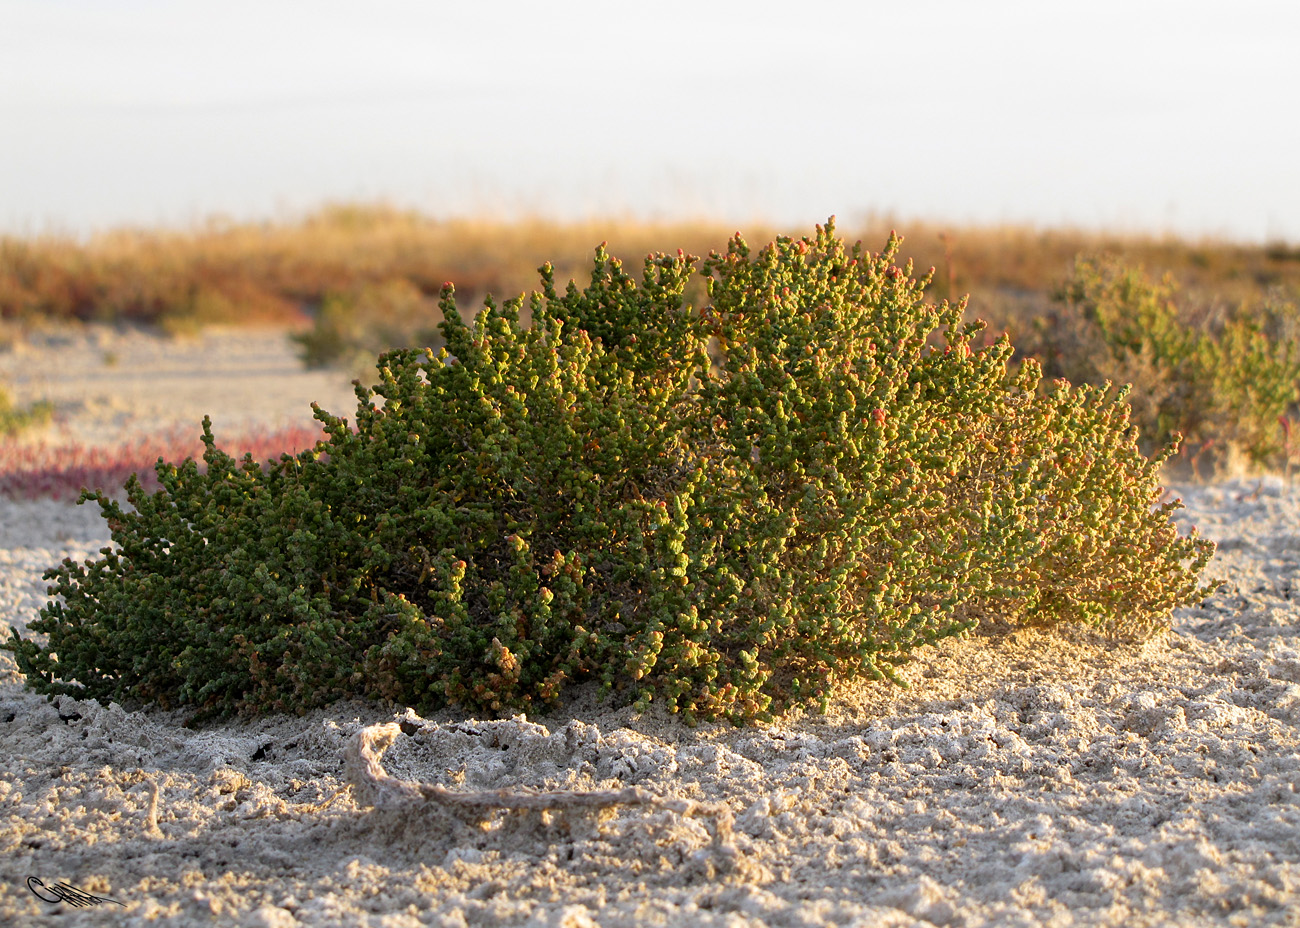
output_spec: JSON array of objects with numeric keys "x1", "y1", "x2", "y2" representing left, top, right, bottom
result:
[
  {"x1": 0, "y1": 324, "x2": 361, "y2": 449},
  {"x1": 1, "y1": 326, "x2": 1298, "y2": 927}
]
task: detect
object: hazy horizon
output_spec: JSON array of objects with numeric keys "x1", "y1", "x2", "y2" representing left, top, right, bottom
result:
[{"x1": 3, "y1": 0, "x2": 1298, "y2": 243}]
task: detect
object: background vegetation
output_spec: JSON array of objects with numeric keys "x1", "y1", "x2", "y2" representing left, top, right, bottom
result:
[
  {"x1": 0, "y1": 424, "x2": 324, "y2": 500},
  {"x1": 3, "y1": 205, "x2": 1300, "y2": 475},
  {"x1": 5, "y1": 205, "x2": 1299, "y2": 337},
  {"x1": 0, "y1": 384, "x2": 51, "y2": 437}
]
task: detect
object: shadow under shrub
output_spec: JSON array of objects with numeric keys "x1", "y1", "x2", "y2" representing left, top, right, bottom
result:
[{"x1": 6, "y1": 222, "x2": 1215, "y2": 723}]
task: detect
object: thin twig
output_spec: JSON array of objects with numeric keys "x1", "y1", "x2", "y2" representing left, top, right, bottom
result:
[{"x1": 145, "y1": 777, "x2": 162, "y2": 838}]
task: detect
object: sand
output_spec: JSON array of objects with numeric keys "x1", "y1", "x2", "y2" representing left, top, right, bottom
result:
[{"x1": 1, "y1": 326, "x2": 1297, "y2": 927}]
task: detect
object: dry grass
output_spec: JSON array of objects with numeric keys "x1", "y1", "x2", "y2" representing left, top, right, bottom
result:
[
  {"x1": 0, "y1": 207, "x2": 775, "y2": 331},
  {"x1": 4, "y1": 205, "x2": 1298, "y2": 339},
  {"x1": 852, "y1": 221, "x2": 1300, "y2": 348}
]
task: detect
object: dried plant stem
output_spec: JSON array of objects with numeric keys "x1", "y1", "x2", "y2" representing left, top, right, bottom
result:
[
  {"x1": 345, "y1": 723, "x2": 735, "y2": 850},
  {"x1": 145, "y1": 777, "x2": 162, "y2": 838}
]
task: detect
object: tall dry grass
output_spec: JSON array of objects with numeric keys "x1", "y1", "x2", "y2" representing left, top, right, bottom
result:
[
  {"x1": 0, "y1": 207, "x2": 775, "y2": 332},
  {"x1": 4, "y1": 205, "x2": 1298, "y2": 340}
]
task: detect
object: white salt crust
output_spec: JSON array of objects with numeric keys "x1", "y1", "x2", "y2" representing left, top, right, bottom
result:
[{"x1": 1, "y1": 327, "x2": 1296, "y2": 926}]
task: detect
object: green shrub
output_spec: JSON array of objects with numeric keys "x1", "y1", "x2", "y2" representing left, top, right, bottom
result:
[
  {"x1": 0, "y1": 381, "x2": 52, "y2": 436},
  {"x1": 292, "y1": 278, "x2": 445, "y2": 376},
  {"x1": 6, "y1": 222, "x2": 1215, "y2": 723},
  {"x1": 1040, "y1": 256, "x2": 1300, "y2": 470}
]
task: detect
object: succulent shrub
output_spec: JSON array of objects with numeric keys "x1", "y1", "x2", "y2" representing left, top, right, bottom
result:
[
  {"x1": 7, "y1": 222, "x2": 1215, "y2": 723},
  {"x1": 1043, "y1": 256, "x2": 1300, "y2": 469}
]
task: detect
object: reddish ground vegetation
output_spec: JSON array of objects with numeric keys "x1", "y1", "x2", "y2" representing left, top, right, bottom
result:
[{"x1": 0, "y1": 424, "x2": 325, "y2": 500}]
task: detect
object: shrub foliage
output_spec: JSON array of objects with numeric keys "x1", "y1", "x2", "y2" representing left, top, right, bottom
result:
[
  {"x1": 1036, "y1": 256, "x2": 1300, "y2": 470},
  {"x1": 7, "y1": 222, "x2": 1215, "y2": 722}
]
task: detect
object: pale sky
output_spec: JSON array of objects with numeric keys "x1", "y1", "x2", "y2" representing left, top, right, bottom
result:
[{"x1": 2, "y1": 0, "x2": 1298, "y2": 241}]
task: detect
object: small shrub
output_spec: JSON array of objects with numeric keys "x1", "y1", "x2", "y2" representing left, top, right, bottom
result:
[
  {"x1": 1039, "y1": 256, "x2": 1300, "y2": 471},
  {"x1": 0, "y1": 382, "x2": 52, "y2": 436},
  {"x1": 292, "y1": 278, "x2": 443, "y2": 376},
  {"x1": 6, "y1": 222, "x2": 1215, "y2": 723}
]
